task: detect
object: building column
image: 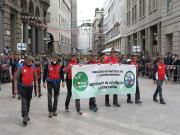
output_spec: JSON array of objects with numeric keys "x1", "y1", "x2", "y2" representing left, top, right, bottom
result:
[
  {"x1": 0, "y1": 6, "x2": 4, "y2": 52},
  {"x1": 145, "y1": 28, "x2": 148, "y2": 53},
  {"x1": 31, "y1": 26, "x2": 36, "y2": 55},
  {"x1": 157, "y1": 23, "x2": 161, "y2": 55},
  {"x1": 172, "y1": 31, "x2": 180, "y2": 56},
  {"x1": 23, "y1": 22, "x2": 29, "y2": 46},
  {"x1": 148, "y1": 27, "x2": 153, "y2": 56},
  {"x1": 37, "y1": 28, "x2": 41, "y2": 54}
]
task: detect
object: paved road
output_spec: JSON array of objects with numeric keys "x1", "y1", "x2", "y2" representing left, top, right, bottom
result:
[{"x1": 0, "y1": 78, "x2": 180, "y2": 135}]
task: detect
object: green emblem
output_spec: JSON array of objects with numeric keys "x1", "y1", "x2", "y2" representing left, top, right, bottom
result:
[
  {"x1": 124, "y1": 71, "x2": 135, "y2": 88},
  {"x1": 73, "y1": 72, "x2": 88, "y2": 92}
]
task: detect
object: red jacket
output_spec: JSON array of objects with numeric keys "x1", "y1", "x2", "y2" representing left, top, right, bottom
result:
[
  {"x1": 21, "y1": 65, "x2": 35, "y2": 86},
  {"x1": 35, "y1": 65, "x2": 41, "y2": 79},
  {"x1": 67, "y1": 59, "x2": 78, "y2": 79},
  {"x1": 48, "y1": 64, "x2": 61, "y2": 80},
  {"x1": 158, "y1": 64, "x2": 166, "y2": 80},
  {"x1": 88, "y1": 60, "x2": 101, "y2": 64},
  {"x1": 104, "y1": 56, "x2": 119, "y2": 64}
]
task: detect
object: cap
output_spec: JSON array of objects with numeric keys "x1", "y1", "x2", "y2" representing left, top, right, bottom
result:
[{"x1": 25, "y1": 55, "x2": 33, "y2": 61}]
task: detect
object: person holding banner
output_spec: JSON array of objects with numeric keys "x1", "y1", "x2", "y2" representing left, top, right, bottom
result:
[
  {"x1": 43, "y1": 55, "x2": 65, "y2": 118},
  {"x1": 127, "y1": 54, "x2": 143, "y2": 104},
  {"x1": 87, "y1": 52, "x2": 100, "y2": 112},
  {"x1": 65, "y1": 54, "x2": 83, "y2": 115},
  {"x1": 103, "y1": 49, "x2": 121, "y2": 107}
]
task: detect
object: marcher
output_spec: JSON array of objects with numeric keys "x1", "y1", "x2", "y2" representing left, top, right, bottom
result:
[
  {"x1": 34, "y1": 57, "x2": 42, "y2": 97},
  {"x1": 16, "y1": 56, "x2": 38, "y2": 126},
  {"x1": 172, "y1": 54, "x2": 180, "y2": 83},
  {"x1": 104, "y1": 48, "x2": 121, "y2": 107},
  {"x1": 127, "y1": 54, "x2": 143, "y2": 104},
  {"x1": 9, "y1": 52, "x2": 21, "y2": 99},
  {"x1": 43, "y1": 55, "x2": 65, "y2": 118},
  {"x1": 153, "y1": 57, "x2": 167, "y2": 104},
  {"x1": 65, "y1": 53, "x2": 83, "y2": 115},
  {"x1": 87, "y1": 52, "x2": 100, "y2": 112}
]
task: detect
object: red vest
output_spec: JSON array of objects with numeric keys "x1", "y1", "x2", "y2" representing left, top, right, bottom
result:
[
  {"x1": 48, "y1": 64, "x2": 61, "y2": 80},
  {"x1": 104, "y1": 56, "x2": 119, "y2": 64},
  {"x1": 21, "y1": 65, "x2": 35, "y2": 86},
  {"x1": 35, "y1": 66, "x2": 41, "y2": 79},
  {"x1": 158, "y1": 64, "x2": 166, "y2": 80},
  {"x1": 67, "y1": 60, "x2": 78, "y2": 79}
]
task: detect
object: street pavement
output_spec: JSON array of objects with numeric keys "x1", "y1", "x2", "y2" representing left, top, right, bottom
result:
[{"x1": 0, "y1": 78, "x2": 180, "y2": 135}]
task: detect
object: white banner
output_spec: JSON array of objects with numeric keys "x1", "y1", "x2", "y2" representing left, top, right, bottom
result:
[{"x1": 72, "y1": 64, "x2": 136, "y2": 99}]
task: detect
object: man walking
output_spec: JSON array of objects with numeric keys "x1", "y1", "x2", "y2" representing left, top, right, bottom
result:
[
  {"x1": 153, "y1": 57, "x2": 167, "y2": 104},
  {"x1": 43, "y1": 55, "x2": 64, "y2": 117},
  {"x1": 16, "y1": 56, "x2": 38, "y2": 126}
]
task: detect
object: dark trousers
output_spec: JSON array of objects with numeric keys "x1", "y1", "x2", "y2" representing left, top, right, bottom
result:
[
  {"x1": 127, "y1": 79, "x2": 140, "y2": 101},
  {"x1": 47, "y1": 82, "x2": 60, "y2": 112},
  {"x1": 65, "y1": 79, "x2": 81, "y2": 112},
  {"x1": 89, "y1": 97, "x2": 97, "y2": 108},
  {"x1": 34, "y1": 78, "x2": 41, "y2": 95},
  {"x1": 153, "y1": 80, "x2": 164, "y2": 100},
  {"x1": 12, "y1": 80, "x2": 20, "y2": 96},
  {"x1": 105, "y1": 94, "x2": 118, "y2": 104},
  {"x1": 20, "y1": 86, "x2": 33, "y2": 117},
  {"x1": 174, "y1": 69, "x2": 178, "y2": 82}
]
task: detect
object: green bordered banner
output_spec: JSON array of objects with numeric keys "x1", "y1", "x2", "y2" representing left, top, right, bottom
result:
[{"x1": 72, "y1": 64, "x2": 136, "y2": 99}]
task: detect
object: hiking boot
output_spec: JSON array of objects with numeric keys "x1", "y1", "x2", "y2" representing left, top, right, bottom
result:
[
  {"x1": 135, "y1": 100, "x2": 143, "y2": 104},
  {"x1": 49, "y1": 112, "x2": 53, "y2": 118},
  {"x1": 160, "y1": 99, "x2": 166, "y2": 105},
  {"x1": 77, "y1": 111, "x2": 83, "y2": 115},
  {"x1": 153, "y1": 98, "x2": 159, "y2": 102},
  {"x1": 53, "y1": 112, "x2": 57, "y2": 116},
  {"x1": 105, "y1": 103, "x2": 111, "y2": 107},
  {"x1": 127, "y1": 100, "x2": 133, "y2": 104},
  {"x1": 113, "y1": 103, "x2": 121, "y2": 107}
]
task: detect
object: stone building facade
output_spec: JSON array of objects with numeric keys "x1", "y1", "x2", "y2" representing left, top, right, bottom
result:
[
  {"x1": 48, "y1": 0, "x2": 78, "y2": 55},
  {"x1": 125, "y1": 0, "x2": 162, "y2": 56},
  {"x1": 92, "y1": 8, "x2": 105, "y2": 53},
  {"x1": 0, "y1": 0, "x2": 50, "y2": 55},
  {"x1": 103, "y1": 0, "x2": 126, "y2": 54},
  {"x1": 161, "y1": 0, "x2": 180, "y2": 56}
]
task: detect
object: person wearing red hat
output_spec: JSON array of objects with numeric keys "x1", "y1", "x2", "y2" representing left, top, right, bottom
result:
[
  {"x1": 153, "y1": 57, "x2": 167, "y2": 104},
  {"x1": 103, "y1": 49, "x2": 121, "y2": 107}
]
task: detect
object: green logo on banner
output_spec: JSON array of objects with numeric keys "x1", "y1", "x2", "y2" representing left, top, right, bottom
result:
[
  {"x1": 73, "y1": 72, "x2": 88, "y2": 92},
  {"x1": 124, "y1": 71, "x2": 135, "y2": 88}
]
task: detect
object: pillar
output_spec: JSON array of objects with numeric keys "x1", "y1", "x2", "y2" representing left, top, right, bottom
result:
[
  {"x1": 0, "y1": 6, "x2": 4, "y2": 52},
  {"x1": 172, "y1": 31, "x2": 180, "y2": 56},
  {"x1": 31, "y1": 26, "x2": 36, "y2": 55},
  {"x1": 157, "y1": 23, "x2": 161, "y2": 55},
  {"x1": 23, "y1": 23, "x2": 29, "y2": 45},
  {"x1": 145, "y1": 28, "x2": 148, "y2": 53},
  {"x1": 148, "y1": 27, "x2": 153, "y2": 56}
]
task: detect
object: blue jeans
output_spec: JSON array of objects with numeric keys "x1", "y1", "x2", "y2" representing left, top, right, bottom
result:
[{"x1": 153, "y1": 80, "x2": 164, "y2": 100}]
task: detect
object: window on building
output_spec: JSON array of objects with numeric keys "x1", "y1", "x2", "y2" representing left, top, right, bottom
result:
[
  {"x1": 149, "y1": 0, "x2": 157, "y2": 13},
  {"x1": 132, "y1": 4, "x2": 137, "y2": 24},
  {"x1": 127, "y1": 0, "x2": 131, "y2": 9},
  {"x1": 139, "y1": 0, "x2": 145, "y2": 18},
  {"x1": 127, "y1": 11, "x2": 131, "y2": 26},
  {"x1": 167, "y1": 0, "x2": 173, "y2": 14}
]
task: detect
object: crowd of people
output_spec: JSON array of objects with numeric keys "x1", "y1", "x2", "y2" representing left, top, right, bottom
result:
[{"x1": 0, "y1": 49, "x2": 179, "y2": 126}]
